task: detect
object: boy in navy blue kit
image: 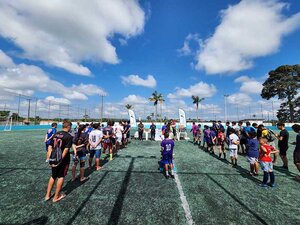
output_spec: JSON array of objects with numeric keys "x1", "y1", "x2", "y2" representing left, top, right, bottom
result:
[{"x1": 161, "y1": 133, "x2": 175, "y2": 179}]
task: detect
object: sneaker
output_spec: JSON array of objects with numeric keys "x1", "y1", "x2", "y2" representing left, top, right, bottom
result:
[
  {"x1": 269, "y1": 183, "x2": 276, "y2": 188},
  {"x1": 259, "y1": 183, "x2": 269, "y2": 188}
]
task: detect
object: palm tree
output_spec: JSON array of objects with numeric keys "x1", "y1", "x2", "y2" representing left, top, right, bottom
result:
[
  {"x1": 192, "y1": 95, "x2": 205, "y2": 122},
  {"x1": 125, "y1": 104, "x2": 133, "y2": 110},
  {"x1": 149, "y1": 91, "x2": 163, "y2": 121}
]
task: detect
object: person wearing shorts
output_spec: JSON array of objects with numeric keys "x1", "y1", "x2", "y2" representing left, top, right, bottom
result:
[
  {"x1": 246, "y1": 131, "x2": 259, "y2": 176},
  {"x1": 102, "y1": 121, "x2": 114, "y2": 160},
  {"x1": 114, "y1": 121, "x2": 124, "y2": 150},
  {"x1": 45, "y1": 120, "x2": 73, "y2": 203},
  {"x1": 89, "y1": 123, "x2": 103, "y2": 170},
  {"x1": 44, "y1": 123, "x2": 57, "y2": 152},
  {"x1": 259, "y1": 137, "x2": 279, "y2": 187},
  {"x1": 217, "y1": 128, "x2": 226, "y2": 159},
  {"x1": 72, "y1": 124, "x2": 89, "y2": 182},
  {"x1": 275, "y1": 122, "x2": 289, "y2": 170},
  {"x1": 229, "y1": 128, "x2": 239, "y2": 167},
  {"x1": 161, "y1": 133, "x2": 175, "y2": 179},
  {"x1": 190, "y1": 122, "x2": 199, "y2": 145}
]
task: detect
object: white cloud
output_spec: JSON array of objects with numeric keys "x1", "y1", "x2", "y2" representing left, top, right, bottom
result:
[
  {"x1": 235, "y1": 75, "x2": 263, "y2": 94},
  {"x1": 45, "y1": 96, "x2": 71, "y2": 105},
  {"x1": 177, "y1": 33, "x2": 201, "y2": 56},
  {"x1": 0, "y1": 0, "x2": 145, "y2": 75},
  {"x1": 227, "y1": 93, "x2": 252, "y2": 106},
  {"x1": 122, "y1": 95, "x2": 148, "y2": 105},
  {"x1": 119, "y1": 38, "x2": 128, "y2": 46},
  {"x1": 167, "y1": 81, "x2": 217, "y2": 99},
  {"x1": 195, "y1": 0, "x2": 300, "y2": 74},
  {"x1": 0, "y1": 50, "x2": 107, "y2": 101},
  {"x1": 121, "y1": 74, "x2": 157, "y2": 88},
  {"x1": 0, "y1": 50, "x2": 14, "y2": 67}
]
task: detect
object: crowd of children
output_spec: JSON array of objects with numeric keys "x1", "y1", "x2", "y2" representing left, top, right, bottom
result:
[
  {"x1": 189, "y1": 121, "x2": 300, "y2": 187},
  {"x1": 44, "y1": 119, "x2": 300, "y2": 202}
]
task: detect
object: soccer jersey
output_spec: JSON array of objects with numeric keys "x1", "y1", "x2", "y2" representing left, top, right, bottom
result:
[
  {"x1": 247, "y1": 138, "x2": 259, "y2": 158},
  {"x1": 89, "y1": 129, "x2": 103, "y2": 150},
  {"x1": 102, "y1": 126, "x2": 113, "y2": 143},
  {"x1": 46, "y1": 128, "x2": 57, "y2": 144},
  {"x1": 259, "y1": 144, "x2": 274, "y2": 162},
  {"x1": 192, "y1": 125, "x2": 199, "y2": 134},
  {"x1": 278, "y1": 129, "x2": 289, "y2": 149},
  {"x1": 50, "y1": 131, "x2": 73, "y2": 164},
  {"x1": 229, "y1": 133, "x2": 239, "y2": 149},
  {"x1": 161, "y1": 138, "x2": 174, "y2": 157},
  {"x1": 114, "y1": 124, "x2": 124, "y2": 140},
  {"x1": 150, "y1": 124, "x2": 156, "y2": 133}
]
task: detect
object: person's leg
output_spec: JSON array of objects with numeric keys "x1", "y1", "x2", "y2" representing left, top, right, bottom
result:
[
  {"x1": 234, "y1": 150, "x2": 238, "y2": 166},
  {"x1": 280, "y1": 149, "x2": 288, "y2": 168},
  {"x1": 164, "y1": 164, "x2": 169, "y2": 176},
  {"x1": 89, "y1": 150, "x2": 95, "y2": 168},
  {"x1": 269, "y1": 170, "x2": 275, "y2": 186},
  {"x1": 109, "y1": 145, "x2": 113, "y2": 160},
  {"x1": 53, "y1": 177, "x2": 65, "y2": 202},
  {"x1": 72, "y1": 162, "x2": 77, "y2": 181},
  {"x1": 250, "y1": 164, "x2": 254, "y2": 174},
  {"x1": 218, "y1": 146, "x2": 222, "y2": 158},
  {"x1": 45, "y1": 176, "x2": 55, "y2": 200},
  {"x1": 273, "y1": 153, "x2": 277, "y2": 164},
  {"x1": 262, "y1": 171, "x2": 269, "y2": 185},
  {"x1": 254, "y1": 162, "x2": 259, "y2": 175},
  {"x1": 95, "y1": 150, "x2": 102, "y2": 170}
]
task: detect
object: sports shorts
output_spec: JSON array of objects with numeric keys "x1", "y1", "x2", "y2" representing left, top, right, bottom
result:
[
  {"x1": 90, "y1": 149, "x2": 101, "y2": 159},
  {"x1": 247, "y1": 157, "x2": 258, "y2": 164},
  {"x1": 229, "y1": 148, "x2": 238, "y2": 158},
  {"x1": 52, "y1": 163, "x2": 69, "y2": 179},
  {"x1": 279, "y1": 147, "x2": 288, "y2": 156},
  {"x1": 102, "y1": 143, "x2": 113, "y2": 150}
]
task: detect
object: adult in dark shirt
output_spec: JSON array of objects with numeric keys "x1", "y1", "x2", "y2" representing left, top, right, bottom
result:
[
  {"x1": 45, "y1": 120, "x2": 73, "y2": 203},
  {"x1": 276, "y1": 122, "x2": 289, "y2": 169},
  {"x1": 150, "y1": 122, "x2": 156, "y2": 141},
  {"x1": 72, "y1": 124, "x2": 89, "y2": 182},
  {"x1": 138, "y1": 121, "x2": 144, "y2": 141},
  {"x1": 292, "y1": 124, "x2": 300, "y2": 180}
]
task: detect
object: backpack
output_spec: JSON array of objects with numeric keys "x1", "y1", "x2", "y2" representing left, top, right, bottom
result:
[
  {"x1": 49, "y1": 139, "x2": 62, "y2": 165},
  {"x1": 266, "y1": 129, "x2": 275, "y2": 142},
  {"x1": 218, "y1": 132, "x2": 224, "y2": 142}
]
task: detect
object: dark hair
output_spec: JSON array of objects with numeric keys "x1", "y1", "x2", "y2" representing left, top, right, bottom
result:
[
  {"x1": 248, "y1": 131, "x2": 257, "y2": 138},
  {"x1": 51, "y1": 122, "x2": 57, "y2": 127},
  {"x1": 292, "y1": 124, "x2": 300, "y2": 132},
  {"x1": 246, "y1": 121, "x2": 251, "y2": 126},
  {"x1": 93, "y1": 123, "x2": 100, "y2": 129},
  {"x1": 277, "y1": 122, "x2": 285, "y2": 127},
  {"x1": 76, "y1": 124, "x2": 86, "y2": 139},
  {"x1": 198, "y1": 124, "x2": 201, "y2": 127},
  {"x1": 62, "y1": 120, "x2": 72, "y2": 129},
  {"x1": 252, "y1": 123, "x2": 258, "y2": 127},
  {"x1": 238, "y1": 121, "x2": 243, "y2": 125},
  {"x1": 164, "y1": 133, "x2": 169, "y2": 138},
  {"x1": 226, "y1": 121, "x2": 230, "y2": 125},
  {"x1": 229, "y1": 128, "x2": 235, "y2": 134},
  {"x1": 232, "y1": 121, "x2": 236, "y2": 125},
  {"x1": 220, "y1": 127, "x2": 225, "y2": 133},
  {"x1": 218, "y1": 120, "x2": 222, "y2": 123}
]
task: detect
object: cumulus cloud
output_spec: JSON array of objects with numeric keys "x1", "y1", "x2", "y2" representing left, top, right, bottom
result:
[
  {"x1": 234, "y1": 76, "x2": 263, "y2": 94},
  {"x1": 167, "y1": 81, "x2": 217, "y2": 99},
  {"x1": 121, "y1": 74, "x2": 157, "y2": 88},
  {"x1": 0, "y1": 50, "x2": 107, "y2": 101},
  {"x1": 122, "y1": 95, "x2": 148, "y2": 105},
  {"x1": 177, "y1": 33, "x2": 202, "y2": 56},
  {"x1": 195, "y1": 0, "x2": 300, "y2": 74},
  {"x1": 45, "y1": 96, "x2": 71, "y2": 105},
  {"x1": 227, "y1": 93, "x2": 252, "y2": 106},
  {"x1": 0, "y1": 0, "x2": 145, "y2": 75}
]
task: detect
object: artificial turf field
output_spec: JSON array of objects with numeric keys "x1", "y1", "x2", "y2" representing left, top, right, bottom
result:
[{"x1": 0, "y1": 130, "x2": 299, "y2": 225}]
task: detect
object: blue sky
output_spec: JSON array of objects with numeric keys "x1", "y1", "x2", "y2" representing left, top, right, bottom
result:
[{"x1": 0, "y1": 0, "x2": 299, "y2": 120}]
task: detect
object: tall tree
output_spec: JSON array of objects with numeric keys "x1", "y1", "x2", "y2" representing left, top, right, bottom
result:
[
  {"x1": 192, "y1": 96, "x2": 205, "y2": 121},
  {"x1": 125, "y1": 104, "x2": 133, "y2": 110},
  {"x1": 261, "y1": 65, "x2": 300, "y2": 122},
  {"x1": 149, "y1": 91, "x2": 163, "y2": 121}
]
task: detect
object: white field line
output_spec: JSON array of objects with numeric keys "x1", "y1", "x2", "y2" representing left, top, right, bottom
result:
[{"x1": 174, "y1": 173, "x2": 194, "y2": 225}]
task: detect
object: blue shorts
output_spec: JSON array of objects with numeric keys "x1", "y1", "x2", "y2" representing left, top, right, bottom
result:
[
  {"x1": 45, "y1": 143, "x2": 50, "y2": 152},
  {"x1": 77, "y1": 150, "x2": 86, "y2": 161},
  {"x1": 260, "y1": 161, "x2": 273, "y2": 172},
  {"x1": 90, "y1": 149, "x2": 101, "y2": 159},
  {"x1": 162, "y1": 154, "x2": 173, "y2": 165}
]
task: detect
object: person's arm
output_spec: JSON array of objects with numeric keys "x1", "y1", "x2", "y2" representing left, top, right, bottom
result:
[{"x1": 44, "y1": 134, "x2": 48, "y2": 142}]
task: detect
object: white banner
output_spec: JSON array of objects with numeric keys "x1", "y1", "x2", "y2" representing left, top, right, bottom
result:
[
  {"x1": 128, "y1": 109, "x2": 137, "y2": 127},
  {"x1": 178, "y1": 109, "x2": 186, "y2": 127}
]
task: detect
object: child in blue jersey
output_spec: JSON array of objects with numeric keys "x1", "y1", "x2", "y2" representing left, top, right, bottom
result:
[
  {"x1": 246, "y1": 131, "x2": 259, "y2": 176},
  {"x1": 161, "y1": 133, "x2": 175, "y2": 179},
  {"x1": 44, "y1": 123, "x2": 57, "y2": 152}
]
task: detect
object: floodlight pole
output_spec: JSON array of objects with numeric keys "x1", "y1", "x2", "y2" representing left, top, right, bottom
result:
[
  {"x1": 100, "y1": 95, "x2": 104, "y2": 123},
  {"x1": 224, "y1": 94, "x2": 229, "y2": 122},
  {"x1": 17, "y1": 94, "x2": 21, "y2": 123},
  {"x1": 27, "y1": 98, "x2": 31, "y2": 122}
]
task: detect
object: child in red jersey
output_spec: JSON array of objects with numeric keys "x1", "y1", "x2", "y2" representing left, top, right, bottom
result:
[{"x1": 259, "y1": 137, "x2": 279, "y2": 187}]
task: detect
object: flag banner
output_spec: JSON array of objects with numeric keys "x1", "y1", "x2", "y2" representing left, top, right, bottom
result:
[
  {"x1": 128, "y1": 109, "x2": 137, "y2": 127},
  {"x1": 178, "y1": 109, "x2": 186, "y2": 127}
]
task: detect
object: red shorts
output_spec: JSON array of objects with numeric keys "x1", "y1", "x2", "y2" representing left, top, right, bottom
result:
[{"x1": 102, "y1": 143, "x2": 113, "y2": 150}]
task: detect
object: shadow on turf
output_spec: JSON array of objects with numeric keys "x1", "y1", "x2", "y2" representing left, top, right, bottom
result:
[
  {"x1": 2, "y1": 216, "x2": 48, "y2": 225},
  {"x1": 206, "y1": 174, "x2": 268, "y2": 225},
  {"x1": 199, "y1": 145, "x2": 261, "y2": 184}
]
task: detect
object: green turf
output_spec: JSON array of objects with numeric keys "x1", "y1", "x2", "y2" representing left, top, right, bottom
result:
[{"x1": 0, "y1": 130, "x2": 299, "y2": 225}]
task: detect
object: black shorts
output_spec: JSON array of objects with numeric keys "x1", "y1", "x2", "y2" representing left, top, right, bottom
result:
[
  {"x1": 52, "y1": 163, "x2": 69, "y2": 179},
  {"x1": 126, "y1": 133, "x2": 130, "y2": 139},
  {"x1": 240, "y1": 137, "x2": 247, "y2": 145},
  {"x1": 279, "y1": 147, "x2": 288, "y2": 156},
  {"x1": 293, "y1": 151, "x2": 300, "y2": 164}
]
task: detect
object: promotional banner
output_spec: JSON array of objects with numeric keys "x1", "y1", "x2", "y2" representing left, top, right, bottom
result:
[
  {"x1": 128, "y1": 109, "x2": 137, "y2": 127},
  {"x1": 178, "y1": 109, "x2": 186, "y2": 127}
]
